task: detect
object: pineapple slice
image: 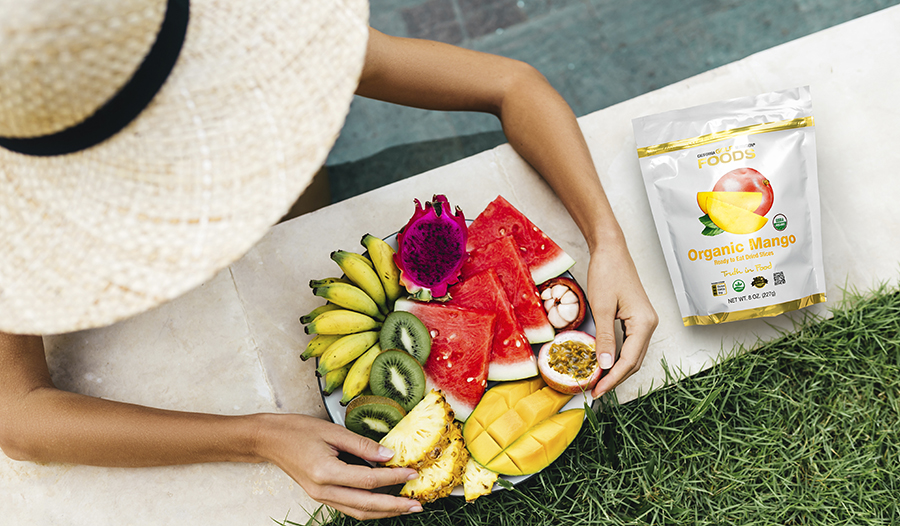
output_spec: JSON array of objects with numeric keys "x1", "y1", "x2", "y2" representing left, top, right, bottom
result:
[
  {"x1": 379, "y1": 390, "x2": 455, "y2": 470},
  {"x1": 400, "y1": 422, "x2": 468, "y2": 503},
  {"x1": 462, "y1": 457, "x2": 499, "y2": 503}
]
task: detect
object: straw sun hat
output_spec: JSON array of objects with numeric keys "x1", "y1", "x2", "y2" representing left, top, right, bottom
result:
[{"x1": 0, "y1": 0, "x2": 369, "y2": 334}]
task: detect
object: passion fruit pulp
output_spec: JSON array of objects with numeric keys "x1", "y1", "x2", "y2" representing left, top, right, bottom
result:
[{"x1": 537, "y1": 330, "x2": 601, "y2": 395}]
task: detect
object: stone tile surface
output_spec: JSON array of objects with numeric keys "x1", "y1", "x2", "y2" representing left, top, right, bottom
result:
[
  {"x1": 402, "y1": 0, "x2": 464, "y2": 44},
  {"x1": 459, "y1": 0, "x2": 527, "y2": 39}
]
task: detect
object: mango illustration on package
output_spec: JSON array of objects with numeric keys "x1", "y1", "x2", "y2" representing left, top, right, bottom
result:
[{"x1": 698, "y1": 167, "x2": 773, "y2": 235}]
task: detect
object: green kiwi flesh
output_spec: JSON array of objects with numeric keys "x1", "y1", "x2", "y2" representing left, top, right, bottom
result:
[
  {"x1": 369, "y1": 349, "x2": 426, "y2": 411},
  {"x1": 344, "y1": 395, "x2": 407, "y2": 441},
  {"x1": 379, "y1": 311, "x2": 432, "y2": 364}
]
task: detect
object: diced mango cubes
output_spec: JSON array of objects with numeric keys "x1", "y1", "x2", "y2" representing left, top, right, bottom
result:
[
  {"x1": 462, "y1": 378, "x2": 584, "y2": 476},
  {"x1": 481, "y1": 409, "x2": 584, "y2": 476}
]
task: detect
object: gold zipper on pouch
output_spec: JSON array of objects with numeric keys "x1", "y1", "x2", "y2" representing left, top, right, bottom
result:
[
  {"x1": 637, "y1": 116, "x2": 815, "y2": 159},
  {"x1": 682, "y1": 292, "x2": 827, "y2": 326}
]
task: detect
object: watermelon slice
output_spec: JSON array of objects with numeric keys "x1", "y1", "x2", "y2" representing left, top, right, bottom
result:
[
  {"x1": 467, "y1": 195, "x2": 576, "y2": 285},
  {"x1": 448, "y1": 269, "x2": 538, "y2": 381},
  {"x1": 394, "y1": 299, "x2": 495, "y2": 422},
  {"x1": 461, "y1": 235, "x2": 555, "y2": 344}
]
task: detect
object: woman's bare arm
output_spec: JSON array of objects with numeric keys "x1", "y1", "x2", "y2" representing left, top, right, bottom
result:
[
  {"x1": 0, "y1": 332, "x2": 258, "y2": 465},
  {"x1": 357, "y1": 29, "x2": 658, "y2": 396}
]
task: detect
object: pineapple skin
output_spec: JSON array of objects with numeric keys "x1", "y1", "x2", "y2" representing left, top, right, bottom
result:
[{"x1": 400, "y1": 422, "x2": 468, "y2": 503}]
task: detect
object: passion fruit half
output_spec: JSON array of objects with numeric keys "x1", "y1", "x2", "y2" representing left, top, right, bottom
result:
[{"x1": 537, "y1": 330, "x2": 601, "y2": 395}]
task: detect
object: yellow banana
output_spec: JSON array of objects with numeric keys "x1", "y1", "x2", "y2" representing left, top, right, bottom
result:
[
  {"x1": 300, "y1": 333, "x2": 342, "y2": 361},
  {"x1": 361, "y1": 233, "x2": 404, "y2": 308},
  {"x1": 316, "y1": 331, "x2": 380, "y2": 376},
  {"x1": 304, "y1": 309, "x2": 382, "y2": 335},
  {"x1": 331, "y1": 250, "x2": 388, "y2": 316},
  {"x1": 337, "y1": 251, "x2": 374, "y2": 269},
  {"x1": 312, "y1": 282, "x2": 384, "y2": 320},
  {"x1": 322, "y1": 365, "x2": 350, "y2": 395},
  {"x1": 339, "y1": 342, "x2": 382, "y2": 406},
  {"x1": 309, "y1": 277, "x2": 353, "y2": 288},
  {"x1": 299, "y1": 303, "x2": 341, "y2": 325}
]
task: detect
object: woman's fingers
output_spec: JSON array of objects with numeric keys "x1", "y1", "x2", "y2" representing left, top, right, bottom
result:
[
  {"x1": 314, "y1": 483, "x2": 423, "y2": 521},
  {"x1": 592, "y1": 312, "x2": 655, "y2": 398},
  {"x1": 585, "y1": 245, "x2": 658, "y2": 399}
]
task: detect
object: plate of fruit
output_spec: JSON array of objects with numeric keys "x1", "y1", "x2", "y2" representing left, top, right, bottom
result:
[{"x1": 300, "y1": 195, "x2": 600, "y2": 504}]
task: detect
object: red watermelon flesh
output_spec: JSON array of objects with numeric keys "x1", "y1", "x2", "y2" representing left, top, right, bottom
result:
[
  {"x1": 467, "y1": 195, "x2": 576, "y2": 285},
  {"x1": 393, "y1": 299, "x2": 495, "y2": 422},
  {"x1": 461, "y1": 235, "x2": 555, "y2": 344},
  {"x1": 448, "y1": 269, "x2": 538, "y2": 381}
]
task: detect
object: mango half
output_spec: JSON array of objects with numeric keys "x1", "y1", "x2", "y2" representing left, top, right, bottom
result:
[{"x1": 463, "y1": 377, "x2": 585, "y2": 476}]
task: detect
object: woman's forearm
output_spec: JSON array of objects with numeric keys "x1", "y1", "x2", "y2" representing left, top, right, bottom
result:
[
  {"x1": 355, "y1": 29, "x2": 657, "y2": 395},
  {"x1": 0, "y1": 332, "x2": 261, "y2": 467},
  {"x1": 494, "y1": 65, "x2": 625, "y2": 250},
  {"x1": 2, "y1": 385, "x2": 263, "y2": 467}
]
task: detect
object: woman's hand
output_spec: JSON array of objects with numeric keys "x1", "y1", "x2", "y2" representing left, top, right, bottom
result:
[
  {"x1": 256, "y1": 413, "x2": 423, "y2": 520},
  {"x1": 585, "y1": 235, "x2": 658, "y2": 399}
]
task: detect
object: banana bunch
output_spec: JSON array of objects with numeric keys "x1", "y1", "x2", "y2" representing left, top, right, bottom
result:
[{"x1": 299, "y1": 234, "x2": 406, "y2": 404}]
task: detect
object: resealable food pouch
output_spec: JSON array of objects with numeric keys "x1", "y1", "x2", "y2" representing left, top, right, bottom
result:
[{"x1": 633, "y1": 86, "x2": 826, "y2": 326}]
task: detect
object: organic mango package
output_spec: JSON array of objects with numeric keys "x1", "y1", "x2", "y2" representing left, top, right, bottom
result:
[{"x1": 632, "y1": 86, "x2": 826, "y2": 326}]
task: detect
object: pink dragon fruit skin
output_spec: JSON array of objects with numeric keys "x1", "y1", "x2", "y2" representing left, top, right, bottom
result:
[{"x1": 394, "y1": 195, "x2": 468, "y2": 301}]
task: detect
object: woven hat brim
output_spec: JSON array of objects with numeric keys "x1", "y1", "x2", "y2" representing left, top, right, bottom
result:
[{"x1": 0, "y1": 0, "x2": 369, "y2": 334}]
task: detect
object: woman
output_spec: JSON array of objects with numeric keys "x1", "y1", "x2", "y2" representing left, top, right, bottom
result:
[{"x1": 0, "y1": 25, "x2": 656, "y2": 521}]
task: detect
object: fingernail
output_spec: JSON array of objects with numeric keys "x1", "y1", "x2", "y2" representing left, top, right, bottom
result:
[
  {"x1": 377, "y1": 446, "x2": 394, "y2": 460},
  {"x1": 598, "y1": 353, "x2": 614, "y2": 369},
  {"x1": 406, "y1": 471, "x2": 419, "y2": 481},
  {"x1": 404, "y1": 505, "x2": 423, "y2": 514}
]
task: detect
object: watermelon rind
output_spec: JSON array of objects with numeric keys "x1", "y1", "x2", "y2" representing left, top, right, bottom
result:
[
  {"x1": 530, "y1": 251, "x2": 576, "y2": 286},
  {"x1": 487, "y1": 359, "x2": 539, "y2": 383},
  {"x1": 523, "y1": 324, "x2": 556, "y2": 345},
  {"x1": 430, "y1": 383, "x2": 477, "y2": 423},
  {"x1": 467, "y1": 195, "x2": 576, "y2": 285}
]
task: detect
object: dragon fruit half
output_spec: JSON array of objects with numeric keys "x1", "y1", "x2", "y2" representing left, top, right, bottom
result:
[{"x1": 394, "y1": 195, "x2": 468, "y2": 301}]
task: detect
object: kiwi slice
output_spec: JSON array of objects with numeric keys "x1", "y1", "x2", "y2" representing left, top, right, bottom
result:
[
  {"x1": 369, "y1": 349, "x2": 426, "y2": 411},
  {"x1": 345, "y1": 395, "x2": 407, "y2": 441},
  {"x1": 379, "y1": 311, "x2": 432, "y2": 364}
]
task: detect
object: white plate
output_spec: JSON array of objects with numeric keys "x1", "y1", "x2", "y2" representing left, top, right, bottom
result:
[{"x1": 317, "y1": 231, "x2": 596, "y2": 496}]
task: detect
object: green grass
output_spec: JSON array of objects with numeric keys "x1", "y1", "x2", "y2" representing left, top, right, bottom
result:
[{"x1": 282, "y1": 284, "x2": 900, "y2": 525}]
